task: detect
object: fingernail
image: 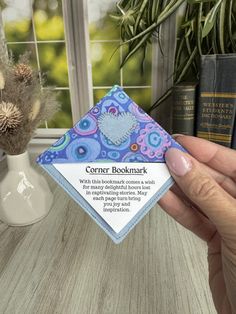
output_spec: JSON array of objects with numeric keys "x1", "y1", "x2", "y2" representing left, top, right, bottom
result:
[
  {"x1": 165, "y1": 148, "x2": 192, "y2": 176},
  {"x1": 172, "y1": 133, "x2": 184, "y2": 138}
]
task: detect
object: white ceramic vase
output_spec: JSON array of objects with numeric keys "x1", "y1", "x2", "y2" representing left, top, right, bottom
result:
[
  {"x1": 0, "y1": 151, "x2": 53, "y2": 226},
  {"x1": 0, "y1": 149, "x2": 5, "y2": 161}
]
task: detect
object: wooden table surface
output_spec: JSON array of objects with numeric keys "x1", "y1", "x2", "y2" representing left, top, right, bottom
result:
[{"x1": 0, "y1": 156, "x2": 216, "y2": 314}]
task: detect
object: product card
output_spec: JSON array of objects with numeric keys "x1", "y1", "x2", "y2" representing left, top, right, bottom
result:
[
  {"x1": 53, "y1": 162, "x2": 171, "y2": 233},
  {"x1": 37, "y1": 85, "x2": 184, "y2": 243}
]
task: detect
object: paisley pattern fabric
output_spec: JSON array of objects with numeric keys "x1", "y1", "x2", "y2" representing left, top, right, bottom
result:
[{"x1": 37, "y1": 85, "x2": 184, "y2": 164}]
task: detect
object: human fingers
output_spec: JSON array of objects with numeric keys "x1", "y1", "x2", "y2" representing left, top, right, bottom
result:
[
  {"x1": 165, "y1": 148, "x2": 236, "y2": 245},
  {"x1": 200, "y1": 162, "x2": 236, "y2": 198},
  {"x1": 170, "y1": 161, "x2": 236, "y2": 210},
  {"x1": 159, "y1": 190, "x2": 216, "y2": 242},
  {"x1": 173, "y1": 135, "x2": 236, "y2": 182}
]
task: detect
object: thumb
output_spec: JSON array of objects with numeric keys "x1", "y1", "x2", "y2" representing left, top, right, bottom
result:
[{"x1": 165, "y1": 148, "x2": 236, "y2": 236}]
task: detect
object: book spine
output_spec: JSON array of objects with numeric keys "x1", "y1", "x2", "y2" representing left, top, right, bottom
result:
[
  {"x1": 172, "y1": 84, "x2": 196, "y2": 135},
  {"x1": 232, "y1": 118, "x2": 236, "y2": 149},
  {"x1": 196, "y1": 55, "x2": 236, "y2": 147}
]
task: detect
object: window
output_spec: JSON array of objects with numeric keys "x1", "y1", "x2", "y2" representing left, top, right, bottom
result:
[
  {"x1": 1, "y1": 0, "x2": 170, "y2": 140},
  {"x1": 88, "y1": 0, "x2": 152, "y2": 112},
  {"x1": 1, "y1": 0, "x2": 73, "y2": 132}
]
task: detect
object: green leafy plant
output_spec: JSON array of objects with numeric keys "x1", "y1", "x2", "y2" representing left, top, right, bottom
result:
[{"x1": 111, "y1": 0, "x2": 236, "y2": 111}]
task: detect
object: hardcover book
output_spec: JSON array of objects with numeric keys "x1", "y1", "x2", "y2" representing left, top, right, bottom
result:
[
  {"x1": 196, "y1": 54, "x2": 236, "y2": 147},
  {"x1": 232, "y1": 120, "x2": 236, "y2": 149},
  {"x1": 172, "y1": 82, "x2": 197, "y2": 135},
  {"x1": 37, "y1": 86, "x2": 184, "y2": 243}
]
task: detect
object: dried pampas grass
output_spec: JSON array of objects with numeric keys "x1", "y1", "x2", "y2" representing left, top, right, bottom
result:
[
  {"x1": 0, "y1": 71, "x2": 5, "y2": 90},
  {"x1": 0, "y1": 50, "x2": 60, "y2": 155},
  {"x1": 0, "y1": 101, "x2": 22, "y2": 133},
  {"x1": 28, "y1": 99, "x2": 41, "y2": 121},
  {"x1": 14, "y1": 63, "x2": 33, "y2": 84}
]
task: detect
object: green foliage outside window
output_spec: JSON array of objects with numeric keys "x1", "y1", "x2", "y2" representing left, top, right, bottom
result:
[{"x1": 2, "y1": 0, "x2": 152, "y2": 128}]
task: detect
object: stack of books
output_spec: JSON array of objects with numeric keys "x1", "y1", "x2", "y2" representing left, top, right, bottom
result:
[{"x1": 172, "y1": 54, "x2": 236, "y2": 149}]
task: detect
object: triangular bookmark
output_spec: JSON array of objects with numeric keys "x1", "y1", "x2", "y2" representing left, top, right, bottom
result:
[{"x1": 37, "y1": 85, "x2": 184, "y2": 243}]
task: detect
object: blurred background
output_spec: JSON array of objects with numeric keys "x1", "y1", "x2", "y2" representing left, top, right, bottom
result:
[{"x1": 1, "y1": 0, "x2": 152, "y2": 129}]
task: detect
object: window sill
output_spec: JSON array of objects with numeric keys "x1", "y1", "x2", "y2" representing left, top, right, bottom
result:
[{"x1": 29, "y1": 128, "x2": 68, "y2": 154}]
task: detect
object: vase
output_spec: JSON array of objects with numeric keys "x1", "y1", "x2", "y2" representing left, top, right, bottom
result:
[
  {"x1": 0, "y1": 151, "x2": 53, "y2": 226},
  {"x1": 0, "y1": 148, "x2": 5, "y2": 161}
]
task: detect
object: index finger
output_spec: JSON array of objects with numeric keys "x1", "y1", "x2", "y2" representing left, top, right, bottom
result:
[{"x1": 174, "y1": 135, "x2": 236, "y2": 181}]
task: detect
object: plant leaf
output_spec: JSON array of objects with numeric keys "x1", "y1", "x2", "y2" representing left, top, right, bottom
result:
[
  {"x1": 134, "y1": 0, "x2": 149, "y2": 34},
  {"x1": 151, "y1": 0, "x2": 161, "y2": 22},
  {"x1": 110, "y1": 14, "x2": 122, "y2": 21},
  {"x1": 202, "y1": 0, "x2": 222, "y2": 38},
  {"x1": 176, "y1": 46, "x2": 198, "y2": 84},
  {"x1": 121, "y1": 0, "x2": 184, "y2": 46},
  {"x1": 228, "y1": 0, "x2": 236, "y2": 50},
  {"x1": 197, "y1": 2, "x2": 203, "y2": 54},
  {"x1": 187, "y1": 0, "x2": 217, "y2": 4},
  {"x1": 184, "y1": 27, "x2": 192, "y2": 38},
  {"x1": 148, "y1": 88, "x2": 173, "y2": 112},
  {"x1": 219, "y1": 0, "x2": 226, "y2": 53},
  {"x1": 120, "y1": 32, "x2": 151, "y2": 67}
]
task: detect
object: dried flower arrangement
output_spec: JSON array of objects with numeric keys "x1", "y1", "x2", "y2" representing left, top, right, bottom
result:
[{"x1": 0, "y1": 51, "x2": 60, "y2": 155}]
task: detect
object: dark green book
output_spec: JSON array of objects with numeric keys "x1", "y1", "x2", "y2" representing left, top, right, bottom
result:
[
  {"x1": 172, "y1": 83, "x2": 197, "y2": 135},
  {"x1": 196, "y1": 54, "x2": 236, "y2": 147}
]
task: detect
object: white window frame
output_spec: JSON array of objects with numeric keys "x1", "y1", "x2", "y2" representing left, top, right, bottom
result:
[
  {"x1": 31, "y1": 0, "x2": 93, "y2": 148},
  {"x1": 62, "y1": 0, "x2": 93, "y2": 121},
  {"x1": 35, "y1": 0, "x2": 93, "y2": 140},
  {"x1": 0, "y1": 0, "x2": 93, "y2": 148},
  {"x1": 0, "y1": 0, "x2": 177, "y2": 152}
]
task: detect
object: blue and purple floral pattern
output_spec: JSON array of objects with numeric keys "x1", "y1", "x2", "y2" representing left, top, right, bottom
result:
[{"x1": 37, "y1": 85, "x2": 183, "y2": 164}]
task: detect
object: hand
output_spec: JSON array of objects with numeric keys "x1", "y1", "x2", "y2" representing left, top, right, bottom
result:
[{"x1": 159, "y1": 135, "x2": 236, "y2": 314}]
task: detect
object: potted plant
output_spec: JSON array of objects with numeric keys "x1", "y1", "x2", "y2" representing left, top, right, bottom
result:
[
  {"x1": 0, "y1": 50, "x2": 60, "y2": 226},
  {"x1": 111, "y1": 0, "x2": 236, "y2": 110}
]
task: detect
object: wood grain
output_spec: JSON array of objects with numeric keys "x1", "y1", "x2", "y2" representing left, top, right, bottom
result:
[{"x1": 0, "y1": 156, "x2": 216, "y2": 314}]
